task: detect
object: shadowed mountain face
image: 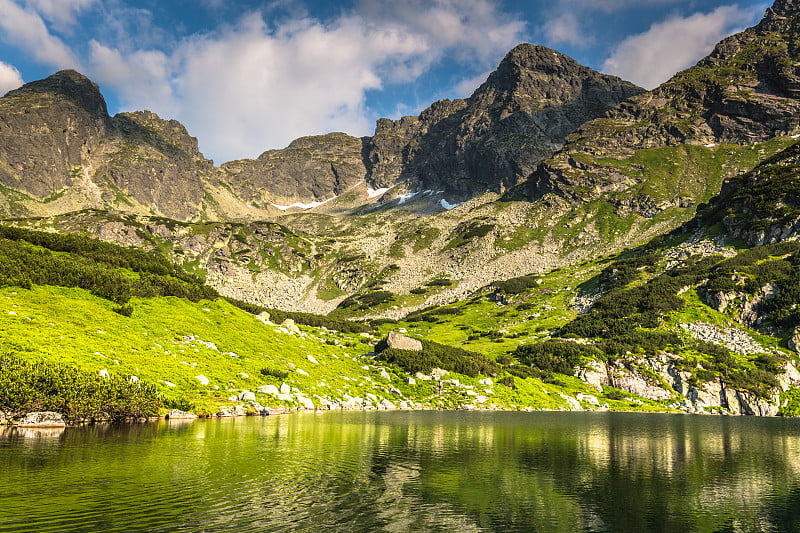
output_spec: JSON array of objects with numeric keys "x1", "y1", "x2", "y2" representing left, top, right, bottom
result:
[
  {"x1": 0, "y1": 70, "x2": 210, "y2": 220},
  {"x1": 366, "y1": 44, "x2": 644, "y2": 199},
  {"x1": 524, "y1": 1, "x2": 800, "y2": 209},
  {"x1": 0, "y1": 45, "x2": 642, "y2": 216}
]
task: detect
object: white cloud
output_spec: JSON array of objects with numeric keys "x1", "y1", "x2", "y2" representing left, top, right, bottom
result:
[
  {"x1": 568, "y1": 0, "x2": 684, "y2": 13},
  {"x1": 602, "y1": 5, "x2": 764, "y2": 89},
  {"x1": 356, "y1": 0, "x2": 526, "y2": 65},
  {"x1": 0, "y1": 61, "x2": 24, "y2": 95},
  {"x1": 87, "y1": 0, "x2": 526, "y2": 163},
  {"x1": 88, "y1": 40, "x2": 175, "y2": 109},
  {"x1": 543, "y1": 12, "x2": 586, "y2": 47},
  {"x1": 23, "y1": 0, "x2": 96, "y2": 29},
  {"x1": 0, "y1": 0, "x2": 79, "y2": 69}
]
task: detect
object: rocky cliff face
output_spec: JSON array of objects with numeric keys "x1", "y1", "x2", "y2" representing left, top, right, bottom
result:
[
  {"x1": 95, "y1": 110, "x2": 211, "y2": 220},
  {"x1": 367, "y1": 45, "x2": 643, "y2": 198},
  {"x1": 0, "y1": 70, "x2": 110, "y2": 199},
  {"x1": 0, "y1": 70, "x2": 211, "y2": 221},
  {"x1": 220, "y1": 133, "x2": 369, "y2": 206},
  {"x1": 0, "y1": 46, "x2": 644, "y2": 216},
  {"x1": 526, "y1": 2, "x2": 800, "y2": 207}
]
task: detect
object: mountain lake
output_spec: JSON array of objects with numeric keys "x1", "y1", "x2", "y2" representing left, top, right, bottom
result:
[{"x1": 2, "y1": 411, "x2": 800, "y2": 532}]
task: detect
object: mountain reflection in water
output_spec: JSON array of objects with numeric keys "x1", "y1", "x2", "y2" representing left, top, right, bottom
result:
[{"x1": 2, "y1": 411, "x2": 800, "y2": 532}]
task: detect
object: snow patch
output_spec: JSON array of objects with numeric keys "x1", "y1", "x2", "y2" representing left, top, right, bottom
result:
[
  {"x1": 367, "y1": 187, "x2": 390, "y2": 198},
  {"x1": 440, "y1": 199, "x2": 463, "y2": 210},
  {"x1": 397, "y1": 191, "x2": 419, "y2": 204},
  {"x1": 272, "y1": 196, "x2": 336, "y2": 210},
  {"x1": 704, "y1": 143, "x2": 716, "y2": 148}
]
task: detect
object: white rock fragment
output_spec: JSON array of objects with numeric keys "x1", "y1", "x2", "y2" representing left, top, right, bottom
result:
[
  {"x1": 195, "y1": 375, "x2": 210, "y2": 386},
  {"x1": 257, "y1": 384, "x2": 280, "y2": 396}
]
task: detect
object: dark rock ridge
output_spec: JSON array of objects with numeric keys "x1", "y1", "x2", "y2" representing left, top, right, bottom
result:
[
  {"x1": 220, "y1": 133, "x2": 369, "y2": 206},
  {"x1": 526, "y1": 1, "x2": 800, "y2": 207},
  {"x1": 0, "y1": 70, "x2": 210, "y2": 220},
  {"x1": 366, "y1": 44, "x2": 643, "y2": 198},
  {"x1": 0, "y1": 45, "x2": 642, "y2": 217}
]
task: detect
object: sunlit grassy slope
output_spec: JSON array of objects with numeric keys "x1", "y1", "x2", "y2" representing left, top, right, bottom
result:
[{"x1": 1, "y1": 284, "x2": 642, "y2": 414}]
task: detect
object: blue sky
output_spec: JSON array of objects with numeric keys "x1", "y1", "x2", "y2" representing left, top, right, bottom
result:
[{"x1": 0, "y1": 0, "x2": 769, "y2": 163}]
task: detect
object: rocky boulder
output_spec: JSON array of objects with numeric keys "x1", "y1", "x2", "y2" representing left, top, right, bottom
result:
[
  {"x1": 258, "y1": 384, "x2": 280, "y2": 396},
  {"x1": 789, "y1": 328, "x2": 800, "y2": 354},
  {"x1": 386, "y1": 331, "x2": 423, "y2": 351},
  {"x1": 166, "y1": 410, "x2": 197, "y2": 420},
  {"x1": 17, "y1": 411, "x2": 66, "y2": 427}
]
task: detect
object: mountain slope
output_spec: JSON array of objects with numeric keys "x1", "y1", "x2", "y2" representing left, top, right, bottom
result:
[
  {"x1": 524, "y1": 0, "x2": 800, "y2": 212},
  {"x1": 366, "y1": 44, "x2": 644, "y2": 198},
  {"x1": 0, "y1": 71, "x2": 213, "y2": 220},
  {"x1": 0, "y1": 45, "x2": 641, "y2": 218}
]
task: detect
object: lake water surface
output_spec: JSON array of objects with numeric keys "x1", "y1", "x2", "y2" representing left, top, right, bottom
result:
[{"x1": 2, "y1": 411, "x2": 800, "y2": 532}]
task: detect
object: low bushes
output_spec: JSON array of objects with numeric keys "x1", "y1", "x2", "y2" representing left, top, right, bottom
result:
[
  {"x1": 0, "y1": 354, "x2": 161, "y2": 423},
  {"x1": 379, "y1": 338, "x2": 499, "y2": 377},
  {"x1": 513, "y1": 340, "x2": 601, "y2": 376}
]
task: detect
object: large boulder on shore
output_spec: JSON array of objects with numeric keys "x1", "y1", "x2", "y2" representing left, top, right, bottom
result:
[
  {"x1": 18, "y1": 411, "x2": 66, "y2": 427},
  {"x1": 387, "y1": 331, "x2": 423, "y2": 351}
]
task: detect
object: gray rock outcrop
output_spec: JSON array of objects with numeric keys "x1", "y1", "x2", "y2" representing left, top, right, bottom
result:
[
  {"x1": 166, "y1": 410, "x2": 197, "y2": 420},
  {"x1": 386, "y1": 331, "x2": 423, "y2": 351},
  {"x1": 17, "y1": 411, "x2": 66, "y2": 427},
  {"x1": 790, "y1": 329, "x2": 800, "y2": 354}
]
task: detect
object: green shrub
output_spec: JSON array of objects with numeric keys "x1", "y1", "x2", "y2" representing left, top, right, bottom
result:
[
  {"x1": 514, "y1": 340, "x2": 601, "y2": 376},
  {"x1": 164, "y1": 397, "x2": 195, "y2": 412},
  {"x1": 260, "y1": 366, "x2": 289, "y2": 380},
  {"x1": 0, "y1": 353, "x2": 161, "y2": 423},
  {"x1": 113, "y1": 304, "x2": 134, "y2": 317},
  {"x1": 603, "y1": 389, "x2": 625, "y2": 401},
  {"x1": 379, "y1": 338, "x2": 499, "y2": 377},
  {"x1": 494, "y1": 274, "x2": 540, "y2": 295},
  {"x1": 497, "y1": 375, "x2": 515, "y2": 389}
]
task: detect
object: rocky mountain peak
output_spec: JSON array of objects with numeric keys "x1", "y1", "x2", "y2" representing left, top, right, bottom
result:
[
  {"x1": 769, "y1": 0, "x2": 800, "y2": 18},
  {"x1": 365, "y1": 43, "x2": 643, "y2": 197},
  {"x1": 490, "y1": 44, "x2": 582, "y2": 83},
  {"x1": 4, "y1": 69, "x2": 108, "y2": 118}
]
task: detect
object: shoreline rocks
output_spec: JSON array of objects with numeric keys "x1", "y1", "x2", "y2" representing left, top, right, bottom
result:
[{"x1": 17, "y1": 411, "x2": 66, "y2": 428}]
